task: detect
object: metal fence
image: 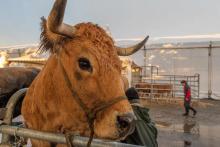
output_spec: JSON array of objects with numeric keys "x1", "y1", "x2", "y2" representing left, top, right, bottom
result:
[{"x1": 132, "y1": 66, "x2": 200, "y2": 99}]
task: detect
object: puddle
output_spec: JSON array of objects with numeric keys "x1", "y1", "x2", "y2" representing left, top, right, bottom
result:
[{"x1": 156, "y1": 117, "x2": 220, "y2": 147}]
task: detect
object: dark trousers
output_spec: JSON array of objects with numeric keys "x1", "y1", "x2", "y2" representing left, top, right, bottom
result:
[{"x1": 184, "y1": 101, "x2": 196, "y2": 115}]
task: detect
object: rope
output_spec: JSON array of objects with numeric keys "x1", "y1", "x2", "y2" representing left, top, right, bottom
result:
[
  {"x1": 65, "y1": 132, "x2": 75, "y2": 147},
  {"x1": 58, "y1": 56, "x2": 126, "y2": 147}
]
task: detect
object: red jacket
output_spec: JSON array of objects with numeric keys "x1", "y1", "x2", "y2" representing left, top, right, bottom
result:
[{"x1": 184, "y1": 84, "x2": 191, "y2": 102}]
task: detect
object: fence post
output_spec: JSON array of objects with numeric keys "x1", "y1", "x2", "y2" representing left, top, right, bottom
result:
[
  {"x1": 150, "y1": 66, "x2": 153, "y2": 99},
  {"x1": 208, "y1": 42, "x2": 213, "y2": 99},
  {"x1": 198, "y1": 74, "x2": 200, "y2": 98},
  {"x1": 143, "y1": 45, "x2": 147, "y2": 77},
  {"x1": 173, "y1": 75, "x2": 175, "y2": 98}
]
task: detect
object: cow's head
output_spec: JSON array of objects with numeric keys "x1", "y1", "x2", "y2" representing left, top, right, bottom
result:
[{"x1": 40, "y1": 0, "x2": 148, "y2": 140}]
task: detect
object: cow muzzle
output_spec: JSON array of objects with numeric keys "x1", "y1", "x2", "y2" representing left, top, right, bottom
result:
[{"x1": 116, "y1": 112, "x2": 136, "y2": 139}]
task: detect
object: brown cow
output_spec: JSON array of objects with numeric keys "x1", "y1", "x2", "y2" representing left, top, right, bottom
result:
[
  {"x1": 21, "y1": 0, "x2": 148, "y2": 146},
  {"x1": 0, "y1": 67, "x2": 40, "y2": 117},
  {"x1": 135, "y1": 82, "x2": 173, "y2": 98}
]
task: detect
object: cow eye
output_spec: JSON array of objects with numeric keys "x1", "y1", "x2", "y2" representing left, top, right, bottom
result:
[{"x1": 78, "y1": 58, "x2": 92, "y2": 72}]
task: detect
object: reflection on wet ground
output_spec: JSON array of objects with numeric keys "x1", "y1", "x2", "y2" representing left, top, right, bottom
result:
[
  {"x1": 144, "y1": 100, "x2": 220, "y2": 147},
  {"x1": 157, "y1": 117, "x2": 220, "y2": 147}
]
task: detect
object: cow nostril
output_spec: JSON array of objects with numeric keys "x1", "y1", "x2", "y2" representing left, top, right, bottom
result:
[
  {"x1": 117, "y1": 116, "x2": 129, "y2": 129},
  {"x1": 117, "y1": 113, "x2": 134, "y2": 129},
  {"x1": 116, "y1": 113, "x2": 135, "y2": 138}
]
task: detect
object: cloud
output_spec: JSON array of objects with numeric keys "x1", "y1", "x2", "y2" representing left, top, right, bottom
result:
[{"x1": 153, "y1": 33, "x2": 220, "y2": 40}]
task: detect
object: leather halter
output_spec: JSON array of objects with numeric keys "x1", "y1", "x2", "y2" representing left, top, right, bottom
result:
[{"x1": 57, "y1": 56, "x2": 126, "y2": 147}]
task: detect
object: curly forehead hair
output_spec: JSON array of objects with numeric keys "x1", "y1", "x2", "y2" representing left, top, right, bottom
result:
[
  {"x1": 74, "y1": 23, "x2": 122, "y2": 71},
  {"x1": 75, "y1": 22, "x2": 114, "y2": 49}
]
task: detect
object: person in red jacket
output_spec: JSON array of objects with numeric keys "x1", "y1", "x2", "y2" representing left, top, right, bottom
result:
[{"x1": 181, "y1": 80, "x2": 197, "y2": 116}]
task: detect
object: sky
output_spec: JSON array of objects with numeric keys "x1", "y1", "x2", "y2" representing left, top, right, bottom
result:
[{"x1": 1, "y1": 0, "x2": 220, "y2": 47}]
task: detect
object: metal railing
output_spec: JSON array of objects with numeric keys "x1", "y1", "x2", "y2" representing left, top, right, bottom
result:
[
  {"x1": 0, "y1": 125, "x2": 142, "y2": 147},
  {"x1": 132, "y1": 72, "x2": 200, "y2": 99}
]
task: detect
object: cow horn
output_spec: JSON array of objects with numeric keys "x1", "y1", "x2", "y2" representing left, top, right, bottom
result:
[
  {"x1": 117, "y1": 36, "x2": 149, "y2": 56},
  {"x1": 47, "y1": 0, "x2": 75, "y2": 38}
]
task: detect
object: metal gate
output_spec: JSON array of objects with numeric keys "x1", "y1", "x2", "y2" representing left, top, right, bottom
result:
[{"x1": 132, "y1": 66, "x2": 200, "y2": 99}]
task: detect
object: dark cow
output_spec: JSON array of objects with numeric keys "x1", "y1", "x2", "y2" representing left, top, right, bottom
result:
[{"x1": 0, "y1": 67, "x2": 40, "y2": 118}]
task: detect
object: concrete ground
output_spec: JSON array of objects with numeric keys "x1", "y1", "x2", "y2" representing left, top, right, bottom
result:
[
  {"x1": 141, "y1": 99, "x2": 220, "y2": 147},
  {"x1": 1, "y1": 98, "x2": 219, "y2": 147}
]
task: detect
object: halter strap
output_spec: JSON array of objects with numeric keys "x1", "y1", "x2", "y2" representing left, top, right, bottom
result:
[{"x1": 58, "y1": 56, "x2": 126, "y2": 147}]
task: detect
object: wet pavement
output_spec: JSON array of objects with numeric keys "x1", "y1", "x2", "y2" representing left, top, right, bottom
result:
[{"x1": 142, "y1": 99, "x2": 220, "y2": 147}]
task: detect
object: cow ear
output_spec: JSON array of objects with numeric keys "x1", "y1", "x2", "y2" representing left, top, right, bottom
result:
[{"x1": 38, "y1": 17, "x2": 68, "y2": 54}]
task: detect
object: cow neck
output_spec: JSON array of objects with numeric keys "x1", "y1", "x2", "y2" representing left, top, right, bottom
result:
[{"x1": 56, "y1": 55, "x2": 126, "y2": 147}]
